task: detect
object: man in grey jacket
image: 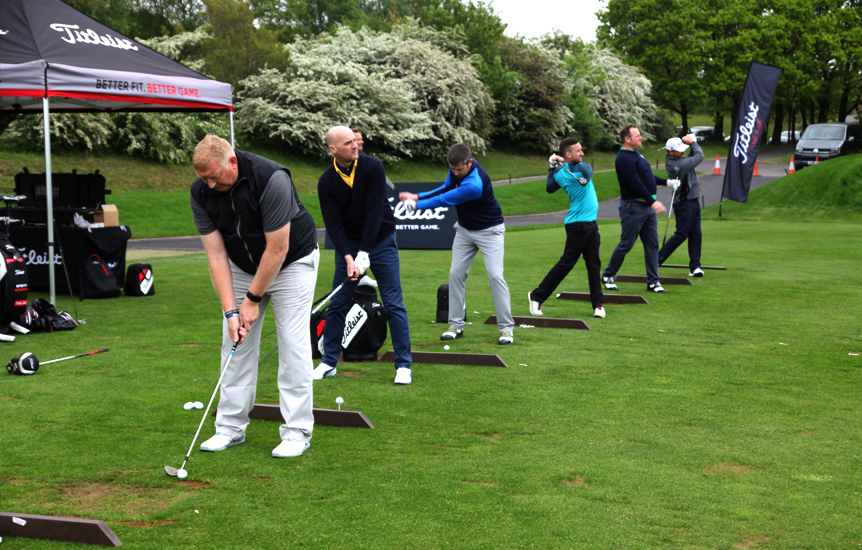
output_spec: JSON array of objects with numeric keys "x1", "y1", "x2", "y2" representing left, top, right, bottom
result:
[{"x1": 659, "y1": 135, "x2": 705, "y2": 277}]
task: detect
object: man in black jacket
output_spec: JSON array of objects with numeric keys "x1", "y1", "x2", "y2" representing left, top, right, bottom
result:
[
  {"x1": 190, "y1": 135, "x2": 319, "y2": 459},
  {"x1": 315, "y1": 126, "x2": 412, "y2": 385}
]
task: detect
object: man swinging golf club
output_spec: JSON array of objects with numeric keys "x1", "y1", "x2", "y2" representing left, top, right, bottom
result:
[
  {"x1": 659, "y1": 134, "x2": 705, "y2": 277},
  {"x1": 190, "y1": 135, "x2": 319, "y2": 458}
]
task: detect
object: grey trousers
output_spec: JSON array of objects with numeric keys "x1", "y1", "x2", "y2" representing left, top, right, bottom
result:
[
  {"x1": 215, "y1": 247, "x2": 319, "y2": 443},
  {"x1": 448, "y1": 222, "x2": 513, "y2": 333}
]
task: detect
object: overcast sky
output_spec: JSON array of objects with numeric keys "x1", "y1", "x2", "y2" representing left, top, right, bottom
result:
[{"x1": 490, "y1": 0, "x2": 606, "y2": 43}]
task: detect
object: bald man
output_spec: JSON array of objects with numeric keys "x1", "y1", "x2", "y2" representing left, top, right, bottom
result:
[{"x1": 314, "y1": 126, "x2": 413, "y2": 385}]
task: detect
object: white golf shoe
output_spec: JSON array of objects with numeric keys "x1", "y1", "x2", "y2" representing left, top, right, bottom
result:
[
  {"x1": 272, "y1": 438, "x2": 310, "y2": 458},
  {"x1": 498, "y1": 331, "x2": 514, "y2": 345},
  {"x1": 200, "y1": 433, "x2": 245, "y2": 452},
  {"x1": 394, "y1": 368, "x2": 412, "y2": 385},
  {"x1": 594, "y1": 307, "x2": 606, "y2": 318},
  {"x1": 312, "y1": 363, "x2": 336, "y2": 380},
  {"x1": 690, "y1": 268, "x2": 704, "y2": 277},
  {"x1": 603, "y1": 276, "x2": 619, "y2": 291},
  {"x1": 527, "y1": 291, "x2": 543, "y2": 316}
]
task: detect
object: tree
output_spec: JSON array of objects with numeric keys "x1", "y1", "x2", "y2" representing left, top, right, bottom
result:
[
  {"x1": 201, "y1": 0, "x2": 290, "y2": 93},
  {"x1": 597, "y1": 0, "x2": 708, "y2": 134}
]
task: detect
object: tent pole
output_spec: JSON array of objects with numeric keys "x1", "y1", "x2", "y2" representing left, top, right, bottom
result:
[
  {"x1": 43, "y1": 97, "x2": 57, "y2": 306},
  {"x1": 229, "y1": 111, "x2": 235, "y2": 148}
]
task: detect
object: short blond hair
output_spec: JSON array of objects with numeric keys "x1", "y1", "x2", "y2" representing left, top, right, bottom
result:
[{"x1": 193, "y1": 135, "x2": 234, "y2": 172}]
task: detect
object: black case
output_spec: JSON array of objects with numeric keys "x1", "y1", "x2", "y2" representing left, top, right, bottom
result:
[
  {"x1": 12, "y1": 168, "x2": 111, "y2": 225},
  {"x1": 125, "y1": 263, "x2": 155, "y2": 296}
]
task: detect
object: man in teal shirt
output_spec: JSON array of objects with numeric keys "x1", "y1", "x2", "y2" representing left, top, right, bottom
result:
[{"x1": 527, "y1": 137, "x2": 605, "y2": 319}]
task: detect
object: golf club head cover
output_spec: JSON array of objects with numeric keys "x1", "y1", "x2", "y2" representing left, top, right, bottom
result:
[
  {"x1": 16, "y1": 305, "x2": 42, "y2": 333},
  {"x1": 7, "y1": 352, "x2": 39, "y2": 375}
]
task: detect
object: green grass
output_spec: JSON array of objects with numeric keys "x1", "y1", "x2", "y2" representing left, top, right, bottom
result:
[
  {"x1": 714, "y1": 154, "x2": 862, "y2": 221},
  {"x1": 3, "y1": 183, "x2": 862, "y2": 547}
]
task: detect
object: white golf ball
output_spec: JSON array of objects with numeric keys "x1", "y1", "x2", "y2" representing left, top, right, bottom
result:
[
  {"x1": 335, "y1": 397, "x2": 344, "y2": 405},
  {"x1": 193, "y1": 401, "x2": 203, "y2": 409},
  {"x1": 183, "y1": 402, "x2": 194, "y2": 410},
  {"x1": 404, "y1": 199, "x2": 417, "y2": 213},
  {"x1": 177, "y1": 469, "x2": 188, "y2": 479},
  {"x1": 444, "y1": 345, "x2": 450, "y2": 350}
]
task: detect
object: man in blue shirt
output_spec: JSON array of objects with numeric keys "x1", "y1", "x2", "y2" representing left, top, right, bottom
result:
[
  {"x1": 527, "y1": 138, "x2": 605, "y2": 318},
  {"x1": 602, "y1": 125, "x2": 669, "y2": 293},
  {"x1": 399, "y1": 144, "x2": 514, "y2": 345}
]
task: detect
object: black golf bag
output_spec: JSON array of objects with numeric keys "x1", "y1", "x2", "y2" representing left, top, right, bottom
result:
[
  {"x1": 309, "y1": 295, "x2": 328, "y2": 360},
  {"x1": 125, "y1": 263, "x2": 155, "y2": 296},
  {"x1": 342, "y1": 285, "x2": 388, "y2": 362},
  {"x1": 436, "y1": 283, "x2": 466, "y2": 324},
  {"x1": 0, "y1": 234, "x2": 29, "y2": 332}
]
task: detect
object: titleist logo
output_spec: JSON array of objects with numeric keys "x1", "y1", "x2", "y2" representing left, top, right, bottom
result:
[
  {"x1": 391, "y1": 201, "x2": 449, "y2": 220},
  {"x1": 733, "y1": 102, "x2": 762, "y2": 164},
  {"x1": 50, "y1": 23, "x2": 138, "y2": 51}
]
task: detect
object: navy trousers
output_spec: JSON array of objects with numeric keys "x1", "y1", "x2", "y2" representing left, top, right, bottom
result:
[{"x1": 658, "y1": 199, "x2": 702, "y2": 270}]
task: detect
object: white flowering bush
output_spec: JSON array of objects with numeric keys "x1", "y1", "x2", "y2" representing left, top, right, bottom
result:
[
  {"x1": 0, "y1": 113, "x2": 115, "y2": 153},
  {"x1": 575, "y1": 44, "x2": 659, "y2": 142},
  {"x1": 236, "y1": 24, "x2": 493, "y2": 161}
]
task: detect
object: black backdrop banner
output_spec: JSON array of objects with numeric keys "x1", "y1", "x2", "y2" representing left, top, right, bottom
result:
[
  {"x1": 722, "y1": 62, "x2": 783, "y2": 203},
  {"x1": 324, "y1": 182, "x2": 459, "y2": 251}
]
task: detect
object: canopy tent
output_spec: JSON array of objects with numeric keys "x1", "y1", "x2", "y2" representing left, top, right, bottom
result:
[{"x1": 0, "y1": 0, "x2": 233, "y2": 304}]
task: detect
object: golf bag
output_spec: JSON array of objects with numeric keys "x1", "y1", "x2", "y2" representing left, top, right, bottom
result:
[
  {"x1": 125, "y1": 263, "x2": 155, "y2": 296},
  {"x1": 309, "y1": 295, "x2": 328, "y2": 360},
  {"x1": 0, "y1": 234, "x2": 29, "y2": 331},
  {"x1": 435, "y1": 284, "x2": 466, "y2": 324},
  {"x1": 342, "y1": 285, "x2": 387, "y2": 362},
  {"x1": 16, "y1": 298, "x2": 78, "y2": 333},
  {"x1": 79, "y1": 254, "x2": 121, "y2": 300}
]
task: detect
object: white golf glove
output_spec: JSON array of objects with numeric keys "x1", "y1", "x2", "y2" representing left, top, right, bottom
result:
[
  {"x1": 668, "y1": 179, "x2": 681, "y2": 191},
  {"x1": 404, "y1": 198, "x2": 417, "y2": 214},
  {"x1": 355, "y1": 251, "x2": 370, "y2": 273},
  {"x1": 548, "y1": 154, "x2": 560, "y2": 167}
]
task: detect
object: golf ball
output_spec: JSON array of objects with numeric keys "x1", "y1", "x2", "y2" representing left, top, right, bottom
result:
[
  {"x1": 183, "y1": 402, "x2": 194, "y2": 410},
  {"x1": 177, "y1": 469, "x2": 188, "y2": 479},
  {"x1": 335, "y1": 397, "x2": 344, "y2": 405},
  {"x1": 193, "y1": 401, "x2": 203, "y2": 409},
  {"x1": 444, "y1": 345, "x2": 450, "y2": 350}
]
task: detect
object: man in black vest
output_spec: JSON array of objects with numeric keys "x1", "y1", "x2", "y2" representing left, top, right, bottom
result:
[{"x1": 190, "y1": 135, "x2": 319, "y2": 459}]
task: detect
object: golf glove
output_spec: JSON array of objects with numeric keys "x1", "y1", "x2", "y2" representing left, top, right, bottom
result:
[
  {"x1": 548, "y1": 154, "x2": 560, "y2": 167},
  {"x1": 668, "y1": 179, "x2": 681, "y2": 191},
  {"x1": 404, "y1": 198, "x2": 417, "y2": 214},
  {"x1": 355, "y1": 251, "x2": 370, "y2": 272}
]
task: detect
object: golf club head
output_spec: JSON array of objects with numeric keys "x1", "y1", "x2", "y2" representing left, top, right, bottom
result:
[{"x1": 165, "y1": 465, "x2": 179, "y2": 477}]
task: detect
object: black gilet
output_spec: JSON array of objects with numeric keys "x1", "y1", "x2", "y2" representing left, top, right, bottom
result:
[{"x1": 191, "y1": 150, "x2": 317, "y2": 275}]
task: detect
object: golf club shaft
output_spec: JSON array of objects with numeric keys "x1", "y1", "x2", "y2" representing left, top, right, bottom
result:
[
  {"x1": 312, "y1": 276, "x2": 351, "y2": 315},
  {"x1": 661, "y1": 186, "x2": 678, "y2": 249},
  {"x1": 642, "y1": 146, "x2": 666, "y2": 158},
  {"x1": 40, "y1": 348, "x2": 109, "y2": 365},
  {"x1": 179, "y1": 341, "x2": 239, "y2": 470}
]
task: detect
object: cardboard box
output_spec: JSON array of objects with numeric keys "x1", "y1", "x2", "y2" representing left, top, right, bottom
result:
[{"x1": 92, "y1": 204, "x2": 119, "y2": 226}]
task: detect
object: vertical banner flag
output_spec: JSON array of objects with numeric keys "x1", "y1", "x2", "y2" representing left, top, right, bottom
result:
[{"x1": 722, "y1": 62, "x2": 783, "y2": 203}]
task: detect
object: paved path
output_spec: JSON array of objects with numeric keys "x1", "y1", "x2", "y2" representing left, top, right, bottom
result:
[{"x1": 129, "y1": 148, "x2": 792, "y2": 253}]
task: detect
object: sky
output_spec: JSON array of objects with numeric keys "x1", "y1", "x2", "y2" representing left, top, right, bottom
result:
[{"x1": 489, "y1": 0, "x2": 606, "y2": 43}]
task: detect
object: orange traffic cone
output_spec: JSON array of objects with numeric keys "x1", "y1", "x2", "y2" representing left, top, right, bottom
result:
[
  {"x1": 753, "y1": 160, "x2": 760, "y2": 176},
  {"x1": 713, "y1": 155, "x2": 721, "y2": 175},
  {"x1": 787, "y1": 156, "x2": 795, "y2": 174},
  {"x1": 815, "y1": 156, "x2": 819, "y2": 164}
]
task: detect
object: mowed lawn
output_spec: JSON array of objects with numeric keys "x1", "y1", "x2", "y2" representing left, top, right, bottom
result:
[{"x1": 2, "y1": 197, "x2": 861, "y2": 548}]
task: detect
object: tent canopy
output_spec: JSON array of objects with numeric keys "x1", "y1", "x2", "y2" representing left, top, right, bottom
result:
[{"x1": 0, "y1": 0, "x2": 232, "y2": 112}]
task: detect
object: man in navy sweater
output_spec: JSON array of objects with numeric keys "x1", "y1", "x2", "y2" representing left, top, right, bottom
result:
[
  {"x1": 315, "y1": 126, "x2": 412, "y2": 385},
  {"x1": 399, "y1": 144, "x2": 514, "y2": 345},
  {"x1": 602, "y1": 125, "x2": 669, "y2": 293}
]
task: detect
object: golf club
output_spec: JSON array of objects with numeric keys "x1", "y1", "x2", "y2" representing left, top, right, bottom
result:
[
  {"x1": 54, "y1": 225, "x2": 83, "y2": 324},
  {"x1": 642, "y1": 146, "x2": 666, "y2": 158},
  {"x1": 165, "y1": 340, "x2": 239, "y2": 479},
  {"x1": 661, "y1": 180, "x2": 680, "y2": 249},
  {"x1": 258, "y1": 276, "x2": 353, "y2": 366},
  {"x1": 39, "y1": 348, "x2": 110, "y2": 365}
]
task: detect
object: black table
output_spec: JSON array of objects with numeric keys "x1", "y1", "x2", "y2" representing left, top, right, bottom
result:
[{"x1": 7, "y1": 225, "x2": 131, "y2": 293}]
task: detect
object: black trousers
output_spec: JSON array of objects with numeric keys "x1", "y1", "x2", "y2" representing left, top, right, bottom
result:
[{"x1": 532, "y1": 221, "x2": 603, "y2": 309}]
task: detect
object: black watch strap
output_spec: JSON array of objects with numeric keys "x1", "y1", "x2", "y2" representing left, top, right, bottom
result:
[{"x1": 246, "y1": 291, "x2": 262, "y2": 303}]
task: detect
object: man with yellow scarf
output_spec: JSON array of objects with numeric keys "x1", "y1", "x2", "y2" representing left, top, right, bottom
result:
[{"x1": 315, "y1": 126, "x2": 413, "y2": 385}]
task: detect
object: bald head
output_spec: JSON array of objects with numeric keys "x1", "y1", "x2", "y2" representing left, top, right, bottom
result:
[{"x1": 327, "y1": 125, "x2": 359, "y2": 164}]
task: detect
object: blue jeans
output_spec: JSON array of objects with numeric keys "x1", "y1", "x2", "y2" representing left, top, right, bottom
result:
[
  {"x1": 322, "y1": 233, "x2": 412, "y2": 370},
  {"x1": 603, "y1": 200, "x2": 660, "y2": 285},
  {"x1": 659, "y1": 199, "x2": 702, "y2": 270}
]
